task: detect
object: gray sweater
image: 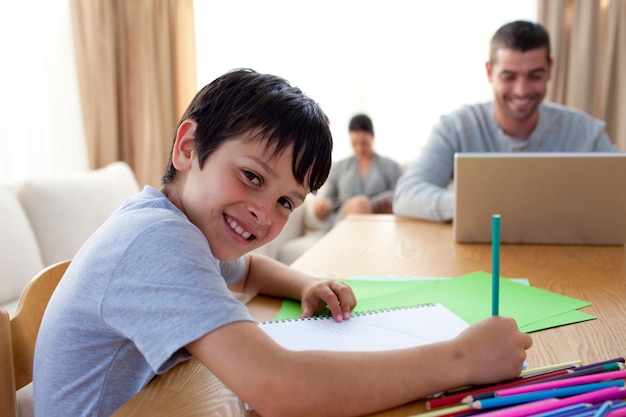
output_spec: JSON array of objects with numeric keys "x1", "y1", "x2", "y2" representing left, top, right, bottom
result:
[{"x1": 393, "y1": 101, "x2": 617, "y2": 222}]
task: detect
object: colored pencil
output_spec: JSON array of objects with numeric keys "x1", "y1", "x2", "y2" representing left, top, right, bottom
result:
[
  {"x1": 592, "y1": 400, "x2": 613, "y2": 417},
  {"x1": 606, "y1": 404, "x2": 626, "y2": 417},
  {"x1": 496, "y1": 369, "x2": 626, "y2": 397},
  {"x1": 536, "y1": 363, "x2": 626, "y2": 384},
  {"x1": 574, "y1": 357, "x2": 625, "y2": 372},
  {"x1": 443, "y1": 360, "x2": 580, "y2": 395},
  {"x1": 531, "y1": 403, "x2": 592, "y2": 417},
  {"x1": 411, "y1": 404, "x2": 473, "y2": 417},
  {"x1": 428, "y1": 369, "x2": 573, "y2": 408},
  {"x1": 491, "y1": 214, "x2": 500, "y2": 316},
  {"x1": 474, "y1": 386, "x2": 626, "y2": 417},
  {"x1": 470, "y1": 381, "x2": 624, "y2": 410},
  {"x1": 536, "y1": 401, "x2": 623, "y2": 417},
  {"x1": 519, "y1": 360, "x2": 583, "y2": 378},
  {"x1": 430, "y1": 361, "x2": 623, "y2": 409},
  {"x1": 551, "y1": 403, "x2": 606, "y2": 417}
]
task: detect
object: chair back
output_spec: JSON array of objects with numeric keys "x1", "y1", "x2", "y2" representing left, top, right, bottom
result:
[
  {"x1": 0, "y1": 306, "x2": 17, "y2": 417},
  {"x1": 0, "y1": 260, "x2": 70, "y2": 417}
]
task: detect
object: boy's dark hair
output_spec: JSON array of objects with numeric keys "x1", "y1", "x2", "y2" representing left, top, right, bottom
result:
[
  {"x1": 489, "y1": 20, "x2": 551, "y2": 65},
  {"x1": 163, "y1": 68, "x2": 333, "y2": 193},
  {"x1": 348, "y1": 114, "x2": 375, "y2": 135}
]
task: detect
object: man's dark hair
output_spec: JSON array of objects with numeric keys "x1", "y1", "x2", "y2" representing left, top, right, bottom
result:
[
  {"x1": 162, "y1": 68, "x2": 333, "y2": 193},
  {"x1": 489, "y1": 20, "x2": 551, "y2": 65},
  {"x1": 348, "y1": 114, "x2": 375, "y2": 135}
]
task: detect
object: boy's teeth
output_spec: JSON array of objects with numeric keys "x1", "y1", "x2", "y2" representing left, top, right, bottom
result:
[{"x1": 228, "y1": 219, "x2": 252, "y2": 239}]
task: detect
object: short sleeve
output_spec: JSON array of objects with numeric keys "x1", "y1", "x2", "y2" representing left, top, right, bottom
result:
[{"x1": 102, "y1": 217, "x2": 252, "y2": 373}]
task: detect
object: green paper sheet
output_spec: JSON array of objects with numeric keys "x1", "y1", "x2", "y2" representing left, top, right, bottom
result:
[{"x1": 269, "y1": 271, "x2": 595, "y2": 333}]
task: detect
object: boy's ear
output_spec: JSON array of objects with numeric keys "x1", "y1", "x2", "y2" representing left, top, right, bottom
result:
[{"x1": 171, "y1": 119, "x2": 197, "y2": 171}]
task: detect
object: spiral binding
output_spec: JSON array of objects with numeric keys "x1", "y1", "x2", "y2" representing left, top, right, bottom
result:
[{"x1": 260, "y1": 303, "x2": 436, "y2": 324}]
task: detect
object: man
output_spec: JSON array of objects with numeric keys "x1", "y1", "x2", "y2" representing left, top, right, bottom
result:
[{"x1": 393, "y1": 20, "x2": 616, "y2": 222}]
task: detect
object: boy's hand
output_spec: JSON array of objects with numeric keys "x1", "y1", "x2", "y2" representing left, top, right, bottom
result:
[
  {"x1": 454, "y1": 316, "x2": 533, "y2": 385},
  {"x1": 300, "y1": 280, "x2": 357, "y2": 322}
]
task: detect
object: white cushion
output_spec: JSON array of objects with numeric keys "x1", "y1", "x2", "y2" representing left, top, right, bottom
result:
[
  {"x1": 16, "y1": 162, "x2": 140, "y2": 266},
  {"x1": 0, "y1": 185, "x2": 45, "y2": 306}
]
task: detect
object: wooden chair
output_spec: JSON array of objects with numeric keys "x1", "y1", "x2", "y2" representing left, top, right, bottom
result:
[{"x1": 0, "y1": 260, "x2": 70, "y2": 417}]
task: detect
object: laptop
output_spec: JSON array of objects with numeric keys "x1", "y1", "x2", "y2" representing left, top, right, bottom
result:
[{"x1": 453, "y1": 152, "x2": 626, "y2": 245}]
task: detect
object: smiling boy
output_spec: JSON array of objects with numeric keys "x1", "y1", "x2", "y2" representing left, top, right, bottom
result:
[{"x1": 34, "y1": 69, "x2": 531, "y2": 417}]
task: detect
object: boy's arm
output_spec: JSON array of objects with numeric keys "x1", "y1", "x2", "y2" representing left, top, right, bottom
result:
[
  {"x1": 186, "y1": 315, "x2": 532, "y2": 417},
  {"x1": 228, "y1": 253, "x2": 356, "y2": 321}
]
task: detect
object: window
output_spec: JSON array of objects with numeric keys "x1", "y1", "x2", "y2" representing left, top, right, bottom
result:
[{"x1": 195, "y1": 0, "x2": 537, "y2": 164}]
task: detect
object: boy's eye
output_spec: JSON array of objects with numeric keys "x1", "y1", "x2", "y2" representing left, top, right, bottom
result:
[
  {"x1": 244, "y1": 170, "x2": 261, "y2": 185},
  {"x1": 278, "y1": 197, "x2": 293, "y2": 211}
]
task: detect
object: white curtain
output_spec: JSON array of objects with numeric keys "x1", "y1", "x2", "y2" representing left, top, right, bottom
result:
[{"x1": 0, "y1": 0, "x2": 88, "y2": 183}]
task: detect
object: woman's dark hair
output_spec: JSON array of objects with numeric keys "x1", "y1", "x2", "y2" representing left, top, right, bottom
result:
[{"x1": 348, "y1": 114, "x2": 375, "y2": 135}]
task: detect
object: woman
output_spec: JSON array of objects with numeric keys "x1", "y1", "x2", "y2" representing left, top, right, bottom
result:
[{"x1": 314, "y1": 113, "x2": 402, "y2": 229}]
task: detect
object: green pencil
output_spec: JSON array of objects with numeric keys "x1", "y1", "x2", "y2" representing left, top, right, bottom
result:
[{"x1": 492, "y1": 214, "x2": 501, "y2": 316}]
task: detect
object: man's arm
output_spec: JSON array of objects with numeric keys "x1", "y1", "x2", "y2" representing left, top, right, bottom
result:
[{"x1": 393, "y1": 127, "x2": 457, "y2": 222}]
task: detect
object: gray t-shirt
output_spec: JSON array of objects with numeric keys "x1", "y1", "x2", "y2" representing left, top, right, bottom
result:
[
  {"x1": 393, "y1": 101, "x2": 617, "y2": 222},
  {"x1": 34, "y1": 186, "x2": 252, "y2": 417}
]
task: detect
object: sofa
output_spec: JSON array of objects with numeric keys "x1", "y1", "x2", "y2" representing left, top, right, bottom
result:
[{"x1": 0, "y1": 162, "x2": 142, "y2": 315}]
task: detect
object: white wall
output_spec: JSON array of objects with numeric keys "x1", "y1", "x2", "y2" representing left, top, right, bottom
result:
[
  {"x1": 195, "y1": 0, "x2": 537, "y2": 165},
  {"x1": 0, "y1": 1, "x2": 537, "y2": 182}
]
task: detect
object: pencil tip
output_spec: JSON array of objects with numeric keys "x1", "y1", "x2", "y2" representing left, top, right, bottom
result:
[{"x1": 469, "y1": 401, "x2": 481, "y2": 409}]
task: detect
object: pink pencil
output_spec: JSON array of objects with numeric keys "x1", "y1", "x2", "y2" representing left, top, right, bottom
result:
[
  {"x1": 475, "y1": 386, "x2": 626, "y2": 417},
  {"x1": 496, "y1": 370, "x2": 626, "y2": 397},
  {"x1": 607, "y1": 407, "x2": 626, "y2": 417}
]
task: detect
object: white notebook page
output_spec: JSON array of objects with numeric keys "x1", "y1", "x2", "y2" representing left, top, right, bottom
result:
[{"x1": 258, "y1": 303, "x2": 469, "y2": 352}]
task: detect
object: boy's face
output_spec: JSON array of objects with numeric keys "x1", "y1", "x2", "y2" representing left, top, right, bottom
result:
[{"x1": 170, "y1": 126, "x2": 308, "y2": 262}]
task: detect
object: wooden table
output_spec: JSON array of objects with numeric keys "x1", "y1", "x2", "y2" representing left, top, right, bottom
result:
[{"x1": 114, "y1": 215, "x2": 626, "y2": 417}]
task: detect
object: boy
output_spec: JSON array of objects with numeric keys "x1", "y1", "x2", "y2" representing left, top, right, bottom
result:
[{"x1": 34, "y1": 69, "x2": 531, "y2": 417}]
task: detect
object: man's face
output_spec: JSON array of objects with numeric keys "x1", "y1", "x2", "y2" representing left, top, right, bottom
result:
[
  {"x1": 487, "y1": 47, "x2": 553, "y2": 124},
  {"x1": 176, "y1": 133, "x2": 308, "y2": 262}
]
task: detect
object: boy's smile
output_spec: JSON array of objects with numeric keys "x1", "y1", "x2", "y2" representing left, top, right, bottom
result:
[{"x1": 165, "y1": 125, "x2": 308, "y2": 262}]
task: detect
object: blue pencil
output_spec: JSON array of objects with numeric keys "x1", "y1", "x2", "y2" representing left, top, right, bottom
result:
[
  {"x1": 592, "y1": 400, "x2": 614, "y2": 417},
  {"x1": 532, "y1": 403, "x2": 592, "y2": 417},
  {"x1": 558, "y1": 401, "x2": 620, "y2": 417},
  {"x1": 491, "y1": 214, "x2": 501, "y2": 316},
  {"x1": 470, "y1": 380, "x2": 624, "y2": 409}
]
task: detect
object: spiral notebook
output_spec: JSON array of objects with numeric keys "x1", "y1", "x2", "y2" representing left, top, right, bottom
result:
[{"x1": 258, "y1": 303, "x2": 469, "y2": 352}]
